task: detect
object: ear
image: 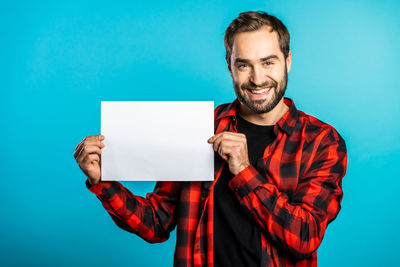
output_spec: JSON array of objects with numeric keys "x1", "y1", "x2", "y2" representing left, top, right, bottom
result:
[
  {"x1": 227, "y1": 61, "x2": 233, "y2": 78},
  {"x1": 286, "y1": 50, "x2": 292, "y2": 73}
]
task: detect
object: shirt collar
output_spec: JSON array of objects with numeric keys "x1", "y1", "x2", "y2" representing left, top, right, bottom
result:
[{"x1": 215, "y1": 97, "x2": 299, "y2": 136}]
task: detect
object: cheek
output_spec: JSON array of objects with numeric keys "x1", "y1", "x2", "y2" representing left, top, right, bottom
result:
[
  {"x1": 269, "y1": 67, "x2": 285, "y2": 83},
  {"x1": 233, "y1": 71, "x2": 249, "y2": 85}
]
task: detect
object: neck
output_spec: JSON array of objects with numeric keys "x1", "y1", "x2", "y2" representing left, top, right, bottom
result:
[{"x1": 238, "y1": 98, "x2": 289, "y2": 126}]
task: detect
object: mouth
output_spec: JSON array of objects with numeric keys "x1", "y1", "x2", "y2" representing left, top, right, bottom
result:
[{"x1": 246, "y1": 87, "x2": 273, "y2": 99}]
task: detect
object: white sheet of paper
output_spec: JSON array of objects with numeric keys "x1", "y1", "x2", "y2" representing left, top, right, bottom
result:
[{"x1": 101, "y1": 101, "x2": 214, "y2": 181}]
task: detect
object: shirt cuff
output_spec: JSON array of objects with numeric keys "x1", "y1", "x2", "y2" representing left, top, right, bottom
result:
[
  {"x1": 228, "y1": 165, "x2": 270, "y2": 198},
  {"x1": 85, "y1": 179, "x2": 115, "y2": 197}
]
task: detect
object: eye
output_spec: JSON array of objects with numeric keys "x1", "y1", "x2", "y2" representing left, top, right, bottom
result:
[
  {"x1": 237, "y1": 63, "x2": 248, "y2": 69},
  {"x1": 264, "y1": 61, "x2": 272, "y2": 66}
]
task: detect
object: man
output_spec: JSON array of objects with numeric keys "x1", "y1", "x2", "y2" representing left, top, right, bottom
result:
[{"x1": 74, "y1": 11, "x2": 347, "y2": 267}]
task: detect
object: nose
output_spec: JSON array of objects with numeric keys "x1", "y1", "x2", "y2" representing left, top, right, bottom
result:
[{"x1": 250, "y1": 66, "x2": 265, "y2": 86}]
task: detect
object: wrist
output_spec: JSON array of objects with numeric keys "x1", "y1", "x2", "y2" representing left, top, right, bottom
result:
[
  {"x1": 87, "y1": 177, "x2": 100, "y2": 186},
  {"x1": 233, "y1": 163, "x2": 250, "y2": 176}
]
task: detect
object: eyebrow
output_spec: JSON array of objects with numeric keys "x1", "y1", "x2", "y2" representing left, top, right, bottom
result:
[{"x1": 234, "y1": 55, "x2": 279, "y2": 64}]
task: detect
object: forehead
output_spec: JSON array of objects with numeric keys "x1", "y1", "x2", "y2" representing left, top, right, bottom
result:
[{"x1": 231, "y1": 26, "x2": 282, "y2": 61}]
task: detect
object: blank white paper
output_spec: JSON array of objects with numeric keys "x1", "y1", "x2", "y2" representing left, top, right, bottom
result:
[{"x1": 101, "y1": 101, "x2": 214, "y2": 181}]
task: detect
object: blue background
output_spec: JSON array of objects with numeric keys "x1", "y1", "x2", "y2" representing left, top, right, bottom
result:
[{"x1": 1, "y1": 0, "x2": 399, "y2": 266}]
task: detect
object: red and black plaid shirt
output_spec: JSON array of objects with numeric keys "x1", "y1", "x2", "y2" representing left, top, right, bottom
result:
[{"x1": 87, "y1": 97, "x2": 347, "y2": 267}]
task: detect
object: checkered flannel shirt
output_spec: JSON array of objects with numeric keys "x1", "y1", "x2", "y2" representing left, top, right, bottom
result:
[{"x1": 87, "y1": 97, "x2": 347, "y2": 267}]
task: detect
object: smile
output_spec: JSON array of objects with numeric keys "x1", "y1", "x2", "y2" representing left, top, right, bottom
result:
[
  {"x1": 245, "y1": 87, "x2": 273, "y2": 99},
  {"x1": 248, "y1": 87, "x2": 272, "y2": 94}
]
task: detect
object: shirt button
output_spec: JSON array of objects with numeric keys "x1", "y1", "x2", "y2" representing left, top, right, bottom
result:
[{"x1": 234, "y1": 188, "x2": 239, "y2": 192}]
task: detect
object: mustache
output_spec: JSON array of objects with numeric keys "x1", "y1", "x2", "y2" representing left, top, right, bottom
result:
[{"x1": 242, "y1": 80, "x2": 277, "y2": 89}]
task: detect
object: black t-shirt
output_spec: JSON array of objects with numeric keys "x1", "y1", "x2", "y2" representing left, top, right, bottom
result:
[{"x1": 214, "y1": 113, "x2": 275, "y2": 267}]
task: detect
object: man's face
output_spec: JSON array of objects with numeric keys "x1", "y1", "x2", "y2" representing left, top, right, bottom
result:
[{"x1": 228, "y1": 26, "x2": 292, "y2": 114}]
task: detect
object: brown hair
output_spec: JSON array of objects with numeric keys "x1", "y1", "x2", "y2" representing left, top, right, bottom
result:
[{"x1": 224, "y1": 11, "x2": 290, "y2": 65}]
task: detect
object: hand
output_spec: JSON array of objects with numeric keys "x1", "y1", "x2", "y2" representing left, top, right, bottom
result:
[
  {"x1": 208, "y1": 131, "x2": 250, "y2": 176},
  {"x1": 74, "y1": 134, "x2": 105, "y2": 185}
]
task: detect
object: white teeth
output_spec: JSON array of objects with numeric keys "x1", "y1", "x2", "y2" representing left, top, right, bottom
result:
[{"x1": 250, "y1": 88, "x2": 271, "y2": 94}]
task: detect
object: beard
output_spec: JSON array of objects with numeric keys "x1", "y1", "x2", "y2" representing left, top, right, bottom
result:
[{"x1": 233, "y1": 64, "x2": 288, "y2": 114}]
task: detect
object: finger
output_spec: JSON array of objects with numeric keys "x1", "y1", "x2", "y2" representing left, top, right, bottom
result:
[
  {"x1": 212, "y1": 135, "x2": 231, "y2": 152},
  {"x1": 74, "y1": 144, "x2": 84, "y2": 159},
  {"x1": 74, "y1": 143, "x2": 102, "y2": 159},
  {"x1": 223, "y1": 132, "x2": 246, "y2": 140},
  {"x1": 75, "y1": 145, "x2": 102, "y2": 160},
  {"x1": 74, "y1": 138, "x2": 104, "y2": 158},
  {"x1": 208, "y1": 131, "x2": 232, "y2": 143},
  {"x1": 215, "y1": 141, "x2": 240, "y2": 161},
  {"x1": 217, "y1": 143, "x2": 229, "y2": 160},
  {"x1": 79, "y1": 150, "x2": 101, "y2": 165},
  {"x1": 75, "y1": 135, "x2": 104, "y2": 151},
  {"x1": 83, "y1": 146, "x2": 102, "y2": 156},
  {"x1": 218, "y1": 144, "x2": 237, "y2": 161},
  {"x1": 75, "y1": 140, "x2": 84, "y2": 151},
  {"x1": 212, "y1": 134, "x2": 246, "y2": 152},
  {"x1": 75, "y1": 136, "x2": 90, "y2": 151},
  {"x1": 212, "y1": 138, "x2": 239, "y2": 153},
  {"x1": 86, "y1": 136, "x2": 105, "y2": 149},
  {"x1": 82, "y1": 154, "x2": 100, "y2": 166},
  {"x1": 208, "y1": 131, "x2": 246, "y2": 143},
  {"x1": 88, "y1": 134, "x2": 104, "y2": 141}
]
